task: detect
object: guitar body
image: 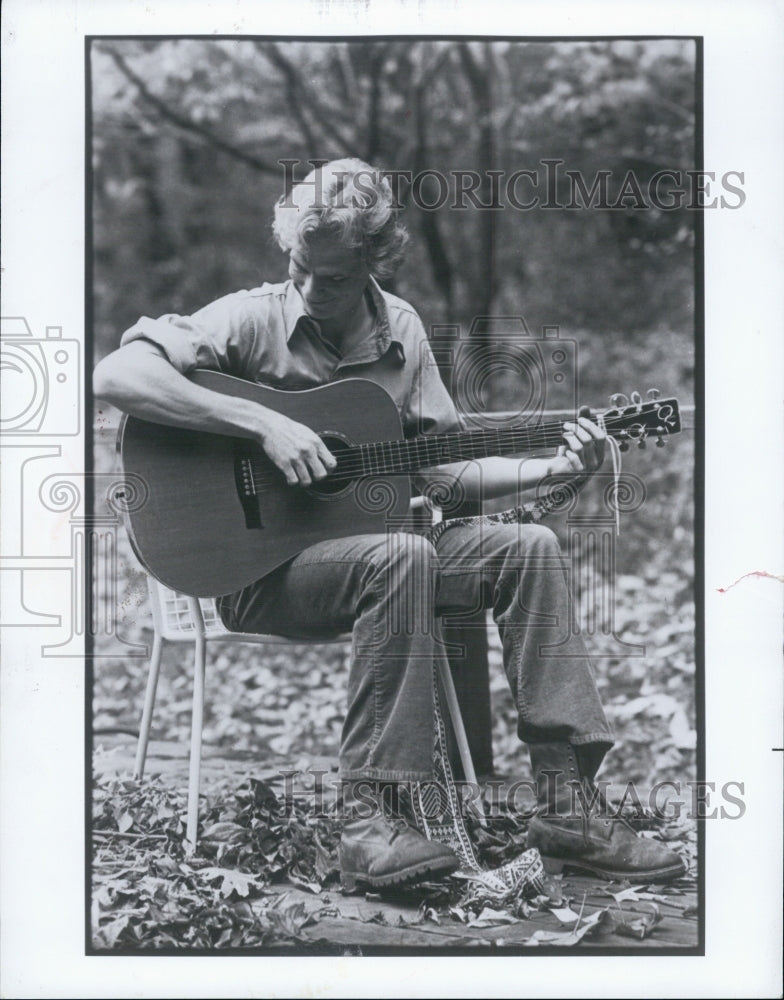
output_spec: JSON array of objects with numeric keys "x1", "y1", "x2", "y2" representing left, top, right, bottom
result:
[
  {"x1": 118, "y1": 369, "x2": 681, "y2": 597},
  {"x1": 118, "y1": 371, "x2": 412, "y2": 596}
]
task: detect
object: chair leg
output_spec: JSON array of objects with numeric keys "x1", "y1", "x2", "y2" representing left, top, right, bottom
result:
[
  {"x1": 185, "y1": 597, "x2": 207, "y2": 856},
  {"x1": 134, "y1": 632, "x2": 163, "y2": 780},
  {"x1": 435, "y1": 654, "x2": 488, "y2": 829}
]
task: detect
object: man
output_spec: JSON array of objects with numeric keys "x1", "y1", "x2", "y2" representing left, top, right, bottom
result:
[{"x1": 94, "y1": 158, "x2": 685, "y2": 888}]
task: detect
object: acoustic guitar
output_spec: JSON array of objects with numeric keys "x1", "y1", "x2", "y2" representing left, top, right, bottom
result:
[{"x1": 117, "y1": 370, "x2": 681, "y2": 596}]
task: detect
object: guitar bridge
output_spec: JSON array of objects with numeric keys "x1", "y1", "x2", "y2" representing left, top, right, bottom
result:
[{"x1": 234, "y1": 446, "x2": 263, "y2": 530}]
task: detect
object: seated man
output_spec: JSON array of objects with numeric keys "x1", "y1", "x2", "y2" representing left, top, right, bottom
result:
[{"x1": 94, "y1": 158, "x2": 685, "y2": 888}]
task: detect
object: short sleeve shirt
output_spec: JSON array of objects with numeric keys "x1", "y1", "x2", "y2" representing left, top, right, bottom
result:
[{"x1": 120, "y1": 277, "x2": 460, "y2": 439}]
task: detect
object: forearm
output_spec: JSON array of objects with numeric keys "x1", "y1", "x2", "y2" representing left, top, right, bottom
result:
[
  {"x1": 93, "y1": 341, "x2": 264, "y2": 439},
  {"x1": 417, "y1": 456, "x2": 561, "y2": 504},
  {"x1": 94, "y1": 340, "x2": 337, "y2": 484}
]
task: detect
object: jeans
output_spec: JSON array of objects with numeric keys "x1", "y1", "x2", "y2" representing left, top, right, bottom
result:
[{"x1": 218, "y1": 521, "x2": 614, "y2": 781}]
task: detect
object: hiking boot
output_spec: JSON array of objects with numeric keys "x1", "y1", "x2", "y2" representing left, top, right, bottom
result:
[
  {"x1": 526, "y1": 741, "x2": 687, "y2": 883},
  {"x1": 339, "y1": 781, "x2": 459, "y2": 891}
]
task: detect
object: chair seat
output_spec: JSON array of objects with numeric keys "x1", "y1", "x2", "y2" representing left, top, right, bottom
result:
[{"x1": 153, "y1": 585, "x2": 349, "y2": 645}]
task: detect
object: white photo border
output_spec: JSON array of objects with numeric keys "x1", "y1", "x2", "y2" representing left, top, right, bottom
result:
[{"x1": 1, "y1": 0, "x2": 782, "y2": 997}]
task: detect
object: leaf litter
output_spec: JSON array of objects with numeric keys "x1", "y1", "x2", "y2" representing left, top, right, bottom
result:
[{"x1": 92, "y1": 771, "x2": 693, "y2": 949}]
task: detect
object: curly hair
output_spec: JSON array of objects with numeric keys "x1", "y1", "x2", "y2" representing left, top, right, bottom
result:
[{"x1": 272, "y1": 158, "x2": 409, "y2": 281}]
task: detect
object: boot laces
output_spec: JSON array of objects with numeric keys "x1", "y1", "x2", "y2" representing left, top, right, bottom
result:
[
  {"x1": 388, "y1": 817, "x2": 412, "y2": 842},
  {"x1": 379, "y1": 793, "x2": 413, "y2": 842},
  {"x1": 576, "y1": 780, "x2": 636, "y2": 841}
]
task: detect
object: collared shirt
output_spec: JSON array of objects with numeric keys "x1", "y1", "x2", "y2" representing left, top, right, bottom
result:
[{"x1": 120, "y1": 278, "x2": 460, "y2": 438}]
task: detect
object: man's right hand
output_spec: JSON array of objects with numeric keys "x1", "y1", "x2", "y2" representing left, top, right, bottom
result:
[
  {"x1": 94, "y1": 341, "x2": 336, "y2": 486},
  {"x1": 255, "y1": 409, "x2": 337, "y2": 486}
]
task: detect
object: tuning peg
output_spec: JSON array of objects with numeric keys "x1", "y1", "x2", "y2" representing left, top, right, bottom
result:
[
  {"x1": 656, "y1": 437, "x2": 666, "y2": 447},
  {"x1": 647, "y1": 388, "x2": 661, "y2": 401},
  {"x1": 637, "y1": 439, "x2": 646, "y2": 449},
  {"x1": 630, "y1": 391, "x2": 642, "y2": 406},
  {"x1": 619, "y1": 440, "x2": 630, "y2": 452},
  {"x1": 610, "y1": 393, "x2": 629, "y2": 408}
]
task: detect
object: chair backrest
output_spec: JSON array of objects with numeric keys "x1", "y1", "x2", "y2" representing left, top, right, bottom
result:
[{"x1": 147, "y1": 578, "x2": 230, "y2": 642}]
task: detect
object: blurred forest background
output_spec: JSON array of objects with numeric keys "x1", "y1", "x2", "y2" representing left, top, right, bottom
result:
[{"x1": 91, "y1": 37, "x2": 697, "y2": 790}]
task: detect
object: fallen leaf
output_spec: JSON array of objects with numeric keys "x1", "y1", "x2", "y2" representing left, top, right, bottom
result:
[
  {"x1": 197, "y1": 867, "x2": 260, "y2": 898},
  {"x1": 524, "y1": 910, "x2": 604, "y2": 947},
  {"x1": 312, "y1": 833, "x2": 337, "y2": 880},
  {"x1": 542, "y1": 876, "x2": 564, "y2": 906},
  {"x1": 250, "y1": 778, "x2": 280, "y2": 810},
  {"x1": 95, "y1": 913, "x2": 132, "y2": 948},
  {"x1": 548, "y1": 905, "x2": 580, "y2": 925},
  {"x1": 606, "y1": 885, "x2": 647, "y2": 904},
  {"x1": 287, "y1": 868, "x2": 322, "y2": 894},
  {"x1": 467, "y1": 906, "x2": 518, "y2": 928},
  {"x1": 117, "y1": 812, "x2": 134, "y2": 833},
  {"x1": 154, "y1": 856, "x2": 179, "y2": 875},
  {"x1": 201, "y1": 821, "x2": 247, "y2": 844},
  {"x1": 602, "y1": 902, "x2": 662, "y2": 940}
]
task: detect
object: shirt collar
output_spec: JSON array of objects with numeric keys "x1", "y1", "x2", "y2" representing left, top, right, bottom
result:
[{"x1": 283, "y1": 277, "x2": 405, "y2": 365}]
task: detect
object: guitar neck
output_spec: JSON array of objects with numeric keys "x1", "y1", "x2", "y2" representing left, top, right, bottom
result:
[
  {"x1": 338, "y1": 420, "x2": 572, "y2": 479},
  {"x1": 330, "y1": 394, "x2": 681, "y2": 480}
]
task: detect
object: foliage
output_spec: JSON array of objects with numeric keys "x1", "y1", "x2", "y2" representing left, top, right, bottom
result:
[
  {"x1": 92, "y1": 774, "x2": 342, "y2": 949},
  {"x1": 91, "y1": 37, "x2": 696, "y2": 363},
  {"x1": 92, "y1": 771, "x2": 695, "y2": 950}
]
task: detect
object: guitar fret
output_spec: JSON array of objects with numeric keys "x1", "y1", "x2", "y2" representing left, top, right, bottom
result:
[{"x1": 338, "y1": 401, "x2": 678, "y2": 480}]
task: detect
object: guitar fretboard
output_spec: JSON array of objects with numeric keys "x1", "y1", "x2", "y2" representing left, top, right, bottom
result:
[
  {"x1": 335, "y1": 422, "x2": 568, "y2": 479},
  {"x1": 242, "y1": 396, "x2": 679, "y2": 485}
]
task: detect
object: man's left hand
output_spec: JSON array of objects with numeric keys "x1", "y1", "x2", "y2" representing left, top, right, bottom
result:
[{"x1": 552, "y1": 405, "x2": 606, "y2": 476}]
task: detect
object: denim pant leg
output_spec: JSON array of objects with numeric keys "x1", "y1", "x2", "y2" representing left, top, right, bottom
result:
[
  {"x1": 219, "y1": 532, "x2": 441, "y2": 781},
  {"x1": 434, "y1": 520, "x2": 614, "y2": 753}
]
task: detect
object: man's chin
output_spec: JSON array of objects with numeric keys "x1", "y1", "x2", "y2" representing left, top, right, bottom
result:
[{"x1": 304, "y1": 302, "x2": 335, "y2": 318}]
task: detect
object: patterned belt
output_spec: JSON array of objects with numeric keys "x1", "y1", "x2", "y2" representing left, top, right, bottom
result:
[{"x1": 410, "y1": 478, "x2": 592, "y2": 902}]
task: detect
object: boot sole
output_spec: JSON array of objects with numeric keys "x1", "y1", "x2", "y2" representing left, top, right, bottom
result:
[
  {"x1": 542, "y1": 854, "x2": 687, "y2": 883},
  {"x1": 340, "y1": 855, "x2": 459, "y2": 892}
]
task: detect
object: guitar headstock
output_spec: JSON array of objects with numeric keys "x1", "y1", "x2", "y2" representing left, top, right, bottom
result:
[{"x1": 602, "y1": 389, "x2": 681, "y2": 450}]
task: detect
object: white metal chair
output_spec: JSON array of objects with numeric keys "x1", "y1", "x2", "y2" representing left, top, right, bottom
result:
[{"x1": 134, "y1": 573, "x2": 483, "y2": 852}]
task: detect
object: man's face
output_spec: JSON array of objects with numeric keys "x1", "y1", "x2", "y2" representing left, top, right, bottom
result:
[{"x1": 288, "y1": 237, "x2": 370, "y2": 324}]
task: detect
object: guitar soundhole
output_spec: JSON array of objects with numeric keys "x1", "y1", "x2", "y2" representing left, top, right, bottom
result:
[{"x1": 307, "y1": 435, "x2": 356, "y2": 499}]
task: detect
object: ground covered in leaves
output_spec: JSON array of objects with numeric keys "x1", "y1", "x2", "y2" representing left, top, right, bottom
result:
[
  {"x1": 92, "y1": 767, "x2": 697, "y2": 951},
  {"x1": 91, "y1": 423, "x2": 697, "y2": 950}
]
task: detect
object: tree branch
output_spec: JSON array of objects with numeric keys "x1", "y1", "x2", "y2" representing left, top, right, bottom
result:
[
  {"x1": 262, "y1": 43, "x2": 356, "y2": 156},
  {"x1": 102, "y1": 45, "x2": 281, "y2": 176},
  {"x1": 262, "y1": 46, "x2": 319, "y2": 153}
]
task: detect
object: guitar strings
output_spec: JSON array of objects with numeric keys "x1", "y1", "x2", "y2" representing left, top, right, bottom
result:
[{"x1": 244, "y1": 407, "x2": 673, "y2": 485}]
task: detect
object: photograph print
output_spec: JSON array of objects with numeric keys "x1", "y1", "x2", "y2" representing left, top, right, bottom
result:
[{"x1": 89, "y1": 35, "x2": 703, "y2": 953}]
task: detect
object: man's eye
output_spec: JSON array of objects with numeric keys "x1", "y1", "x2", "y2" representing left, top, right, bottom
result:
[{"x1": 331, "y1": 276, "x2": 348, "y2": 284}]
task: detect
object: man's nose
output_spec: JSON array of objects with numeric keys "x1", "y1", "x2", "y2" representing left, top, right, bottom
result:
[{"x1": 302, "y1": 274, "x2": 327, "y2": 299}]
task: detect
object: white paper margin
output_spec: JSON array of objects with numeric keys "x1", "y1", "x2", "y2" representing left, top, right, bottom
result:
[{"x1": 1, "y1": 0, "x2": 782, "y2": 997}]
